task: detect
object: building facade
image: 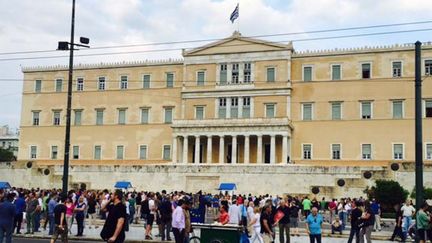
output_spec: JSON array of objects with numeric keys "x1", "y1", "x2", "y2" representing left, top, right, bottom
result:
[
  {"x1": 0, "y1": 125, "x2": 19, "y2": 158},
  {"x1": 18, "y1": 32, "x2": 432, "y2": 169}
]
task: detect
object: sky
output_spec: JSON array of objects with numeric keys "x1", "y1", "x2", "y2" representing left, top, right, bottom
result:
[{"x1": 1, "y1": 0, "x2": 432, "y2": 130}]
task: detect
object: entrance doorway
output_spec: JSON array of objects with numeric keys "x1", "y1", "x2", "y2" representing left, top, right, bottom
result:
[
  {"x1": 192, "y1": 144, "x2": 204, "y2": 163},
  {"x1": 264, "y1": 143, "x2": 271, "y2": 164}
]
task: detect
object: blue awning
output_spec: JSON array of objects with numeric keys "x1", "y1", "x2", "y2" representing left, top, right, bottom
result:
[
  {"x1": 218, "y1": 183, "x2": 236, "y2": 191},
  {"x1": 114, "y1": 181, "x2": 132, "y2": 189},
  {"x1": 0, "y1": 181, "x2": 11, "y2": 189}
]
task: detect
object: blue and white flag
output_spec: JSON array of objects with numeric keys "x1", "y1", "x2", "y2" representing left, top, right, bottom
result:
[{"x1": 230, "y1": 3, "x2": 239, "y2": 23}]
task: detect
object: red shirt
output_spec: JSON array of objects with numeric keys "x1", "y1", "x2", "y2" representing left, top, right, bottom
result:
[
  {"x1": 219, "y1": 211, "x2": 229, "y2": 225},
  {"x1": 329, "y1": 201, "x2": 337, "y2": 210}
]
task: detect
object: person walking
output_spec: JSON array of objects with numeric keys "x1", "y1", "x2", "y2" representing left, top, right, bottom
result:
[
  {"x1": 348, "y1": 200, "x2": 362, "y2": 243},
  {"x1": 74, "y1": 196, "x2": 86, "y2": 236},
  {"x1": 64, "y1": 198, "x2": 74, "y2": 234},
  {"x1": 359, "y1": 201, "x2": 374, "y2": 243},
  {"x1": 276, "y1": 199, "x2": 291, "y2": 243},
  {"x1": 416, "y1": 202, "x2": 430, "y2": 243},
  {"x1": 13, "y1": 193, "x2": 25, "y2": 234},
  {"x1": 159, "y1": 195, "x2": 172, "y2": 241},
  {"x1": 249, "y1": 207, "x2": 263, "y2": 243},
  {"x1": 87, "y1": 193, "x2": 98, "y2": 229},
  {"x1": 100, "y1": 190, "x2": 127, "y2": 243},
  {"x1": 305, "y1": 207, "x2": 323, "y2": 243},
  {"x1": 47, "y1": 192, "x2": 58, "y2": 235},
  {"x1": 171, "y1": 199, "x2": 186, "y2": 243},
  {"x1": 302, "y1": 197, "x2": 312, "y2": 218},
  {"x1": 371, "y1": 198, "x2": 381, "y2": 231},
  {"x1": 289, "y1": 200, "x2": 300, "y2": 237},
  {"x1": 389, "y1": 203, "x2": 404, "y2": 241},
  {"x1": 25, "y1": 192, "x2": 38, "y2": 234},
  {"x1": 50, "y1": 195, "x2": 68, "y2": 243},
  {"x1": 260, "y1": 205, "x2": 274, "y2": 243},
  {"x1": 400, "y1": 200, "x2": 415, "y2": 240},
  {"x1": 0, "y1": 193, "x2": 16, "y2": 243}
]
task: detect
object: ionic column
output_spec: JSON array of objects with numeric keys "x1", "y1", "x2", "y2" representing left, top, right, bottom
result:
[
  {"x1": 282, "y1": 135, "x2": 288, "y2": 164},
  {"x1": 232, "y1": 135, "x2": 237, "y2": 164},
  {"x1": 172, "y1": 136, "x2": 178, "y2": 163},
  {"x1": 219, "y1": 136, "x2": 225, "y2": 164},
  {"x1": 182, "y1": 136, "x2": 188, "y2": 163},
  {"x1": 244, "y1": 135, "x2": 250, "y2": 164},
  {"x1": 257, "y1": 135, "x2": 263, "y2": 164},
  {"x1": 206, "y1": 136, "x2": 212, "y2": 163},
  {"x1": 194, "y1": 136, "x2": 200, "y2": 164},
  {"x1": 270, "y1": 135, "x2": 276, "y2": 164}
]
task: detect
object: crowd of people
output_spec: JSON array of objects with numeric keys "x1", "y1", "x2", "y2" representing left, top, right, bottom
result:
[{"x1": 0, "y1": 187, "x2": 431, "y2": 243}]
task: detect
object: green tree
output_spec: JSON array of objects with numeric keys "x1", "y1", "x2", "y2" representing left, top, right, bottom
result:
[
  {"x1": 0, "y1": 148, "x2": 15, "y2": 162},
  {"x1": 410, "y1": 187, "x2": 432, "y2": 200},
  {"x1": 364, "y1": 180, "x2": 409, "y2": 212}
]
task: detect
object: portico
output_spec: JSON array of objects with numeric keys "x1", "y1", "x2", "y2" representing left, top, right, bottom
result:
[{"x1": 172, "y1": 118, "x2": 292, "y2": 164}]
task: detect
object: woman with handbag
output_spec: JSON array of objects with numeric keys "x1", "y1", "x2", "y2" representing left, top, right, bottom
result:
[{"x1": 359, "y1": 200, "x2": 374, "y2": 243}]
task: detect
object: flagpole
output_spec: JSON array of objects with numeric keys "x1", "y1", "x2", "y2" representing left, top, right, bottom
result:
[{"x1": 237, "y1": 2, "x2": 240, "y2": 32}]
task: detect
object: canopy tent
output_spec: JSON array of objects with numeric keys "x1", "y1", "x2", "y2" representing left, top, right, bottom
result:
[
  {"x1": 114, "y1": 181, "x2": 132, "y2": 189},
  {"x1": 218, "y1": 183, "x2": 237, "y2": 191},
  {"x1": 0, "y1": 181, "x2": 11, "y2": 189}
]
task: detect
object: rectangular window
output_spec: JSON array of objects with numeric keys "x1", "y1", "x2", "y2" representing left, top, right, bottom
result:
[
  {"x1": 426, "y1": 144, "x2": 432, "y2": 160},
  {"x1": 231, "y1": 98, "x2": 239, "y2": 118},
  {"x1": 331, "y1": 102, "x2": 342, "y2": 120},
  {"x1": 51, "y1": 146, "x2": 58, "y2": 159},
  {"x1": 331, "y1": 65, "x2": 341, "y2": 80},
  {"x1": 220, "y1": 64, "x2": 227, "y2": 85},
  {"x1": 94, "y1": 145, "x2": 101, "y2": 160},
  {"x1": 35, "y1": 80, "x2": 42, "y2": 93},
  {"x1": 163, "y1": 145, "x2": 171, "y2": 160},
  {"x1": 332, "y1": 144, "x2": 341, "y2": 160},
  {"x1": 166, "y1": 73, "x2": 174, "y2": 88},
  {"x1": 139, "y1": 145, "x2": 147, "y2": 160},
  {"x1": 98, "y1": 77, "x2": 105, "y2": 91},
  {"x1": 425, "y1": 60, "x2": 432, "y2": 75},
  {"x1": 195, "y1": 106, "x2": 204, "y2": 120},
  {"x1": 72, "y1": 146, "x2": 79, "y2": 159},
  {"x1": 392, "y1": 61, "x2": 402, "y2": 77},
  {"x1": 120, "y1": 76, "x2": 128, "y2": 89},
  {"x1": 218, "y1": 98, "x2": 227, "y2": 118},
  {"x1": 53, "y1": 111, "x2": 61, "y2": 126},
  {"x1": 361, "y1": 101, "x2": 372, "y2": 119},
  {"x1": 32, "y1": 111, "x2": 40, "y2": 126},
  {"x1": 116, "y1": 145, "x2": 124, "y2": 160},
  {"x1": 392, "y1": 100, "x2": 403, "y2": 119},
  {"x1": 393, "y1": 144, "x2": 404, "y2": 160},
  {"x1": 141, "y1": 108, "x2": 149, "y2": 124},
  {"x1": 55, "y1": 79, "x2": 63, "y2": 92},
  {"x1": 164, "y1": 107, "x2": 173, "y2": 123},
  {"x1": 266, "y1": 67, "x2": 275, "y2": 82},
  {"x1": 118, "y1": 109, "x2": 126, "y2": 124},
  {"x1": 74, "y1": 110, "x2": 82, "y2": 126},
  {"x1": 96, "y1": 109, "x2": 104, "y2": 125},
  {"x1": 244, "y1": 63, "x2": 251, "y2": 83},
  {"x1": 232, "y1": 63, "x2": 239, "y2": 84},
  {"x1": 242, "y1": 97, "x2": 251, "y2": 118},
  {"x1": 197, "y1": 71, "x2": 205, "y2": 86},
  {"x1": 265, "y1": 104, "x2": 275, "y2": 118},
  {"x1": 303, "y1": 144, "x2": 312, "y2": 160},
  {"x1": 303, "y1": 66, "x2": 312, "y2": 81},
  {"x1": 426, "y1": 100, "x2": 432, "y2": 118},
  {"x1": 302, "y1": 103, "x2": 313, "y2": 121},
  {"x1": 143, "y1": 74, "x2": 151, "y2": 89},
  {"x1": 30, "y1": 146, "x2": 37, "y2": 159},
  {"x1": 362, "y1": 144, "x2": 372, "y2": 160},
  {"x1": 77, "y1": 78, "x2": 84, "y2": 91},
  {"x1": 361, "y1": 63, "x2": 371, "y2": 79}
]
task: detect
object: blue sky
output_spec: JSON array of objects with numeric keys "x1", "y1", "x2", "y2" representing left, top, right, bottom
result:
[{"x1": 1, "y1": 0, "x2": 432, "y2": 129}]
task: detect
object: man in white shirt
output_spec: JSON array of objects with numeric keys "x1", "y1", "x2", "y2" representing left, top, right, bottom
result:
[
  {"x1": 228, "y1": 200, "x2": 241, "y2": 225},
  {"x1": 172, "y1": 199, "x2": 186, "y2": 243},
  {"x1": 400, "y1": 200, "x2": 415, "y2": 239}
]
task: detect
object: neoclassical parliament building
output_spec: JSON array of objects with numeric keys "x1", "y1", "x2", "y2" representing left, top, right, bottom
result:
[{"x1": 14, "y1": 32, "x2": 432, "y2": 194}]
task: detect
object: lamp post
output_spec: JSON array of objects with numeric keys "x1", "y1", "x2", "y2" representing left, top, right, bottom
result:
[
  {"x1": 414, "y1": 41, "x2": 423, "y2": 210},
  {"x1": 57, "y1": 0, "x2": 90, "y2": 194}
]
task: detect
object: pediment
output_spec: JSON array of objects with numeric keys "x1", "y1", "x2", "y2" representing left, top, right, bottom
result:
[{"x1": 183, "y1": 31, "x2": 292, "y2": 56}]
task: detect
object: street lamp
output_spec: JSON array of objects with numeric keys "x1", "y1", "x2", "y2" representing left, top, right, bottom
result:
[{"x1": 57, "y1": 0, "x2": 90, "y2": 195}]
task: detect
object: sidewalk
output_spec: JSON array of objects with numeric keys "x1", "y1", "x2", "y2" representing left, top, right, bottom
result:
[{"x1": 15, "y1": 219, "x2": 399, "y2": 243}]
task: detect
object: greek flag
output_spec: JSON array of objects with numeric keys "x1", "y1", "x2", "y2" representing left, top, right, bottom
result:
[{"x1": 230, "y1": 3, "x2": 239, "y2": 23}]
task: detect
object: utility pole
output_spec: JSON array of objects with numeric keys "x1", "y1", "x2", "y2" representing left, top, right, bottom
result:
[
  {"x1": 414, "y1": 40, "x2": 423, "y2": 210},
  {"x1": 58, "y1": 0, "x2": 89, "y2": 194}
]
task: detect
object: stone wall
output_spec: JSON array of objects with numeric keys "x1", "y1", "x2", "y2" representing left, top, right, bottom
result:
[{"x1": 1, "y1": 161, "x2": 431, "y2": 199}]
